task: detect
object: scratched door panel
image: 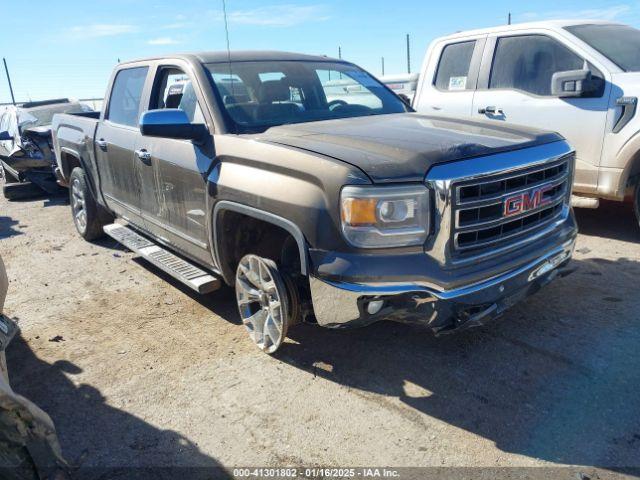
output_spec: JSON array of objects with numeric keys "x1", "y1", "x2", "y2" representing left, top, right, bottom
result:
[{"x1": 139, "y1": 135, "x2": 213, "y2": 265}]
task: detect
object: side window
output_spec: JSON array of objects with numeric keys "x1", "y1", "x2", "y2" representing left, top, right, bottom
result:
[
  {"x1": 490, "y1": 35, "x2": 585, "y2": 96},
  {"x1": 151, "y1": 68, "x2": 204, "y2": 123},
  {"x1": 434, "y1": 41, "x2": 476, "y2": 91},
  {"x1": 107, "y1": 67, "x2": 149, "y2": 127}
]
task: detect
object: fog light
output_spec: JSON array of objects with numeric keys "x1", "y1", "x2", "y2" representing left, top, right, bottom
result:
[{"x1": 366, "y1": 300, "x2": 384, "y2": 315}]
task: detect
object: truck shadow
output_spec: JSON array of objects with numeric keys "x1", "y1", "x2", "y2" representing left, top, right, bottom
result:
[
  {"x1": 574, "y1": 201, "x2": 640, "y2": 242},
  {"x1": 277, "y1": 254, "x2": 640, "y2": 469},
  {"x1": 118, "y1": 206, "x2": 639, "y2": 469},
  {"x1": 6, "y1": 333, "x2": 232, "y2": 479}
]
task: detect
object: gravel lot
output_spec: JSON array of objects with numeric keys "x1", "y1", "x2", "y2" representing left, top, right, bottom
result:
[{"x1": 1, "y1": 192, "x2": 639, "y2": 478}]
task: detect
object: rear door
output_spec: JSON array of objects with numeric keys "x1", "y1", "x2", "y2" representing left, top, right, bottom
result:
[
  {"x1": 414, "y1": 36, "x2": 486, "y2": 117},
  {"x1": 472, "y1": 32, "x2": 611, "y2": 193},
  {"x1": 96, "y1": 65, "x2": 149, "y2": 222},
  {"x1": 135, "y1": 63, "x2": 213, "y2": 265}
]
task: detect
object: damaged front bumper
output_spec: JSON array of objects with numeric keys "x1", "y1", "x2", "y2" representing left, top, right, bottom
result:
[{"x1": 309, "y1": 239, "x2": 575, "y2": 334}]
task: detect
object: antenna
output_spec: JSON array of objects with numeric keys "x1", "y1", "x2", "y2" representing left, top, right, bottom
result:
[
  {"x1": 381, "y1": 57, "x2": 385, "y2": 76},
  {"x1": 3, "y1": 58, "x2": 16, "y2": 105},
  {"x1": 508, "y1": 12, "x2": 511, "y2": 25},
  {"x1": 221, "y1": 0, "x2": 235, "y2": 94}
]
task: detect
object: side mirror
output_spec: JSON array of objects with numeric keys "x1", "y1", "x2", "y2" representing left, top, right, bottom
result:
[
  {"x1": 139, "y1": 109, "x2": 207, "y2": 141},
  {"x1": 0, "y1": 131, "x2": 12, "y2": 141},
  {"x1": 398, "y1": 93, "x2": 412, "y2": 107},
  {"x1": 551, "y1": 69, "x2": 594, "y2": 98}
]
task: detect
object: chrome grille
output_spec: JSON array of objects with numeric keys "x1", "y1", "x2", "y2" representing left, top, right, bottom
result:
[{"x1": 451, "y1": 155, "x2": 572, "y2": 254}]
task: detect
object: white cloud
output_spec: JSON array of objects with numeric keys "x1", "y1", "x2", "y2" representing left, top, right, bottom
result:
[
  {"x1": 213, "y1": 4, "x2": 330, "y2": 27},
  {"x1": 519, "y1": 4, "x2": 632, "y2": 22},
  {"x1": 67, "y1": 24, "x2": 138, "y2": 38},
  {"x1": 147, "y1": 36, "x2": 180, "y2": 45}
]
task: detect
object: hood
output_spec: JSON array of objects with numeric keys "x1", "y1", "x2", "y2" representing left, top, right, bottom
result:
[{"x1": 256, "y1": 113, "x2": 563, "y2": 183}]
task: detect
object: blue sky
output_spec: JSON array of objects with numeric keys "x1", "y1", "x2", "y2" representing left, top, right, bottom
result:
[{"x1": 2, "y1": 0, "x2": 639, "y2": 103}]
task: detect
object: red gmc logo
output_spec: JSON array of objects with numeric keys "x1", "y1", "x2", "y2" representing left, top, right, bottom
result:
[{"x1": 504, "y1": 184, "x2": 555, "y2": 217}]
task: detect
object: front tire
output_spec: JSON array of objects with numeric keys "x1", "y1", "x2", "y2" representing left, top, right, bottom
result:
[
  {"x1": 69, "y1": 168, "x2": 110, "y2": 241},
  {"x1": 635, "y1": 182, "x2": 640, "y2": 228},
  {"x1": 235, "y1": 254, "x2": 292, "y2": 354}
]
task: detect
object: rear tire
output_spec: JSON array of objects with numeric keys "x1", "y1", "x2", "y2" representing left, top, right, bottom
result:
[{"x1": 69, "y1": 168, "x2": 111, "y2": 241}]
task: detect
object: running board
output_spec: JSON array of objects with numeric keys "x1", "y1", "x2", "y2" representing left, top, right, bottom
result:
[{"x1": 103, "y1": 224, "x2": 221, "y2": 294}]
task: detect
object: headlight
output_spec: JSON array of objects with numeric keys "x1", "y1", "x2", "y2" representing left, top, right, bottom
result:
[{"x1": 340, "y1": 185, "x2": 430, "y2": 248}]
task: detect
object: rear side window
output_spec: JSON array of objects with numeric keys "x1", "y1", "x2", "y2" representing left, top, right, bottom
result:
[
  {"x1": 434, "y1": 41, "x2": 476, "y2": 91},
  {"x1": 107, "y1": 67, "x2": 149, "y2": 127},
  {"x1": 490, "y1": 35, "x2": 584, "y2": 96}
]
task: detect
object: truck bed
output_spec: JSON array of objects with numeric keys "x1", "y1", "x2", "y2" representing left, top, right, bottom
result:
[{"x1": 52, "y1": 111, "x2": 102, "y2": 188}]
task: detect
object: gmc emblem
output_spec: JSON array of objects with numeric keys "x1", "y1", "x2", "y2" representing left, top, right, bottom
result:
[{"x1": 504, "y1": 184, "x2": 555, "y2": 217}]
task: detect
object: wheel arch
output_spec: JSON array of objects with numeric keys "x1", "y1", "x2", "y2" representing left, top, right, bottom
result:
[{"x1": 212, "y1": 201, "x2": 310, "y2": 285}]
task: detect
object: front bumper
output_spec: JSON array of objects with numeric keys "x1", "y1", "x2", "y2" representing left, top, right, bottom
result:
[{"x1": 309, "y1": 238, "x2": 576, "y2": 334}]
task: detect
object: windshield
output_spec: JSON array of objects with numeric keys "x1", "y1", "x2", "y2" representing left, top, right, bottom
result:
[
  {"x1": 566, "y1": 24, "x2": 640, "y2": 72},
  {"x1": 205, "y1": 60, "x2": 409, "y2": 133},
  {"x1": 18, "y1": 103, "x2": 89, "y2": 130}
]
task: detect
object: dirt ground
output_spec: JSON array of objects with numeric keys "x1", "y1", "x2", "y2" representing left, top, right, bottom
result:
[{"x1": 0, "y1": 192, "x2": 639, "y2": 478}]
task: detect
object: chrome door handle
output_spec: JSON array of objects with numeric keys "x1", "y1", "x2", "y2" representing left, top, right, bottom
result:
[
  {"x1": 478, "y1": 106, "x2": 504, "y2": 115},
  {"x1": 135, "y1": 149, "x2": 151, "y2": 163},
  {"x1": 96, "y1": 139, "x2": 108, "y2": 151}
]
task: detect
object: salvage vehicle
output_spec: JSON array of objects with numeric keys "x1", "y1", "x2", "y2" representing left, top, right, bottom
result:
[
  {"x1": 413, "y1": 20, "x2": 640, "y2": 225},
  {"x1": 0, "y1": 99, "x2": 90, "y2": 200},
  {"x1": 52, "y1": 51, "x2": 577, "y2": 354},
  {"x1": 0, "y1": 255, "x2": 69, "y2": 479}
]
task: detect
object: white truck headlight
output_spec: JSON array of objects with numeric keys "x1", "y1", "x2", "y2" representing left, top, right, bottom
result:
[{"x1": 340, "y1": 185, "x2": 430, "y2": 248}]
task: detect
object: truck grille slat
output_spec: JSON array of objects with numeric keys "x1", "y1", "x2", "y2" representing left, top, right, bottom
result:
[{"x1": 451, "y1": 155, "x2": 572, "y2": 255}]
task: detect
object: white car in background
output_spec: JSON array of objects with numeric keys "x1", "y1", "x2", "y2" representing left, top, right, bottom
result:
[{"x1": 413, "y1": 20, "x2": 640, "y2": 225}]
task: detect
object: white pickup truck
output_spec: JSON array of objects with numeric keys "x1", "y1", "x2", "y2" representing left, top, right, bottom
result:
[{"x1": 413, "y1": 20, "x2": 640, "y2": 225}]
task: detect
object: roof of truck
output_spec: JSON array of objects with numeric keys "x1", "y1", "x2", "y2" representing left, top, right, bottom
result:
[
  {"x1": 119, "y1": 50, "x2": 343, "y2": 66},
  {"x1": 440, "y1": 19, "x2": 624, "y2": 40}
]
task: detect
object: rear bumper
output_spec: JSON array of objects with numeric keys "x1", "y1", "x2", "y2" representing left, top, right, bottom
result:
[{"x1": 309, "y1": 238, "x2": 576, "y2": 333}]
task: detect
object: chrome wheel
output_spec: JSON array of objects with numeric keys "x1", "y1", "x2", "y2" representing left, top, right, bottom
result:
[
  {"x1": 235, "y1": 254, "x2": 289, "y2": 354},
  {"x1": 71, "y1": 178, "x2": 87, "y2": 233}
]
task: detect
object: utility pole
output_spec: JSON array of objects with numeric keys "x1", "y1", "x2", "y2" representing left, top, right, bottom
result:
[
  {"x1": 508, "y1": 12, "x2": 511, "y2": 25},
  {"x1": 406, "y1": 34, "x2": 411, "y2": 74},
  {"x1": 338, "y1": 46, "x2": 342, "y2": 59},
  {"x1": 381, "y1": 57, "x2": 385, "y2": 76},
  {"x1": 3, "y1": 58, "x2": 16, "y2": 105}
]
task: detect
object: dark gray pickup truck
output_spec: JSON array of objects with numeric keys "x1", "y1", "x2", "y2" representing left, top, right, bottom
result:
[{"x1": 52, "y1": 51, "x2": 577, "y2": 353}]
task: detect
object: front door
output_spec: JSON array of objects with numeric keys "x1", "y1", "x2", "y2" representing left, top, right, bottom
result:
[
  {"x1": 96, "y1": 66, "x2": 149, "y2": 221},
  {"x1": 472, "y1": 33, "x2": 610, "y2": 193},
  {"x1": 136, "y1": 65, "x2": 213, "y2": 265}
]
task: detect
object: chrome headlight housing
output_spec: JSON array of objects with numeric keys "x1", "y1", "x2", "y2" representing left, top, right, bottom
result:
[{"x1": 340, "y1": 185, "x2": 430, "y2": 248}]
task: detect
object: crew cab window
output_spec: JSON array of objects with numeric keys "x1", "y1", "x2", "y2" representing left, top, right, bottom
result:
[
  {"x1": 150, "y1": 68, "x2": 204, "y2": 123},
  {"x1": 434, "y1": 41, "x2": 476, "y2": 91},
  {"x1": 489, "y1": 35, "x2": 585, "y2": 96},
  {"x1": 107, "y1": 67, "x2": 149, "y2": 127}
]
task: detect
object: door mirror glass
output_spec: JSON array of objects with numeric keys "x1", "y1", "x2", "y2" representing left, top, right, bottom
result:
[
  {"x1": 551, "y1": 69, "x2": 594, "y2": 97},
  {"x1": 139, "y1": 109, "x2": 207, "y2": 140},
  {"x1": 0, "y1": 131, "x2": 12, "y2": 141}
]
